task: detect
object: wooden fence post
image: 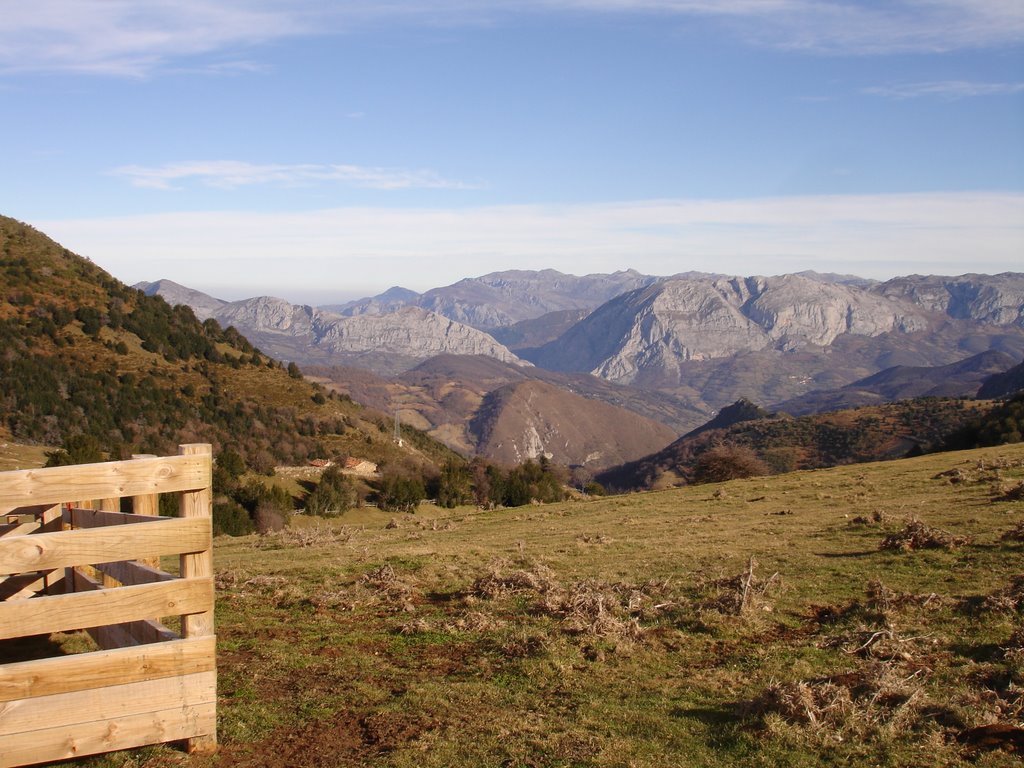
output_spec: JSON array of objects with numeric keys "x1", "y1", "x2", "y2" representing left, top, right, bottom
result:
[
  {"x1": 132, "y1": 454, "x2": 160, "y2": 569},
  {"x1": 177, "y1": 443, "x2": 217, "y2": 754}
]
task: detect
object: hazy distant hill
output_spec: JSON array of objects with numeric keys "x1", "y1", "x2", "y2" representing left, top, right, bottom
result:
[
  {"x1": 330, "y1": 268, "x2": 662, "y2": 330},
  {"x1": 977, "y1": 359, "x2": 1024, "y2": 399},
  {"x1": 136, "y1": 279, "x2": 227, "y2": 321},
  {"x1": 469, "y1": 379, "x2": 679, "y2": 469},
  {"x1": 489, "y1": 308, "x2": 591, "y2": 352},
  {"x1": 3, "y1": 215, "x2": 457, "y2": 475}
]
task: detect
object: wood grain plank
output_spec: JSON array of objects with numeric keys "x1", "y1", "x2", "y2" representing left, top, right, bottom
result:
[
  {"x1": 179, "y1": 444, "x2": 215, "y2": 639},
  {"x1": 94, "y1": 558, "x2": 175, "y2": 586},
  {"x1": 0, "y1": 576, "x2": 212, "y2": 639},
  {"x1": 0, "y1": 516, "x2": 209, "y2": 576},
  {"x1": 68, "y1": 507, "x2": 173, "y2": 529},
  {"x1": 0, "y1": 452, "x2": 211, "y2": 510},
  {"x1": 0, "y1": 701, "x2": 216, "y2": 767},
  {"x1": 0, "y1": 670, "x2": 215, "y2": 737},
  {"x1": 0, "y1": 636, "x2": 215, "y2": 702},
  {"x1": 72, "y1": 568, "x2": 180, "y2": 648}
]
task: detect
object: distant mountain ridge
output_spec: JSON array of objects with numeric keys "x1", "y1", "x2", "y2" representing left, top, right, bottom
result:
[
  {"x1": 136, "y1": 286, "x2": 525, "y2": 376},
  {"x1": 142, "y1": 269, "x2": 1024, "y2": 428},
  {"x1": 326, "y1": 268, "x2": 664, "y2": 330}
]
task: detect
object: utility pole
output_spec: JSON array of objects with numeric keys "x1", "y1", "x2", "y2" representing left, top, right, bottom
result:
[{"x1": 393, "y1": 409, "x2": 403, "y2": 447}]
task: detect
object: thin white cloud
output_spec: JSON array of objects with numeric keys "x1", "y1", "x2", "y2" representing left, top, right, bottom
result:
[
  {"x1": 109, "y1": 160, "x2": 477, "y2": 191},
  {"x1": 0, "y1": 0, "x2": 317, "y2": 77},
  {"x1": 36, "y1": 192, "x2": 1024, "y2": 300},
  {"x1": 864, "y1": 80, "x2": 1024, "y2": 100},
  {"x1": 1, "y1": 1, "x2": 1022, "y2": 77}
]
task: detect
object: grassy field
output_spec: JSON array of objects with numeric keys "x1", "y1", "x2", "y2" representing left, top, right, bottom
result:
[{"x1": 61, "y1": 443, "x2": 1024, "y2": 767}]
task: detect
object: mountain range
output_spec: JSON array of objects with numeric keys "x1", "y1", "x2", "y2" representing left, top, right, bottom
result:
[{"x1": 139, "y1": 269, "x2": 1024, "y2": 468}]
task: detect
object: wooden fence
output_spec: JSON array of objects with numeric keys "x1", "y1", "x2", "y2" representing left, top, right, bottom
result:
[{"x1": 0, "y1": 444, "x2": 216, "y2": 767}]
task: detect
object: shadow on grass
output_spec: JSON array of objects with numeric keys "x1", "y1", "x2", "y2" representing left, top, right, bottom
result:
[
  {"x1": 670, "y1": 703, "x2": 757, "y2": 752},
  {"x1": 950, "y1": 641, "x2": 1006, "y2": 663},
  {"x1": 815, "y1": 550, "x2": 878, "y2": 558}
]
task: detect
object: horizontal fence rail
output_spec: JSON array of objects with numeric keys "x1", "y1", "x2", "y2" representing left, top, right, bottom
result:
[{"x1": 0, "y1": 444, "x2": 216, "y2": 767}]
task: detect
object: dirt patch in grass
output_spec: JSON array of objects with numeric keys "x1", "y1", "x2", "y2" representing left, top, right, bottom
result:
[
  {"x1": 214, "y1": 711, "x2": 374, "y2": 768},
  {"x1": 1001, "y1": 520, "x2": 1024, "y2": 542}
]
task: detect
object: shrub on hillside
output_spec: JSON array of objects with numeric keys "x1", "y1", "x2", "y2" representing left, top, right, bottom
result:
[
  {"x1": 693, "y1": 445, "x2": 769, "y2": 484},
  {"x1": 213, "y1": 499, "x2": 255, "y2": 537},
  {"x1": 377, "y1": 472, "x2": 425, "y2": 513},
  {"x1": 304, "y1": 465, "x2": 357, "y2": 517}
]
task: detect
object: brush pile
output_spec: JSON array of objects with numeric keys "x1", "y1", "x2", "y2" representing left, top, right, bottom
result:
[
  {"x1": 880, "y1": 518, "x2": 971, "y2": 552},
  {"x1": 702, "y1": 556, "x2": 782, "y2": 616},
  {"x1": 746, "y1": 662, "x2": 930, "y2": 738}
]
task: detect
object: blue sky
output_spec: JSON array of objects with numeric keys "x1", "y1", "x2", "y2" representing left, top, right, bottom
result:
[{"x1": 1, "y1": 1, "x2": 1022, "y2": 304}]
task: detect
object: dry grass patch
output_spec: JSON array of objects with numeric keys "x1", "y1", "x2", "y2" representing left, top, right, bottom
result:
[{"x1": 470, "y1": 559, "x2": 560, "y2": 599}]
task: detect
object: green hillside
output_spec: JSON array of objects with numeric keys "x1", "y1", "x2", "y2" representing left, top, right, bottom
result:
[{"x1": 0, "y1": 215, "x2": 459, "y2": 475}]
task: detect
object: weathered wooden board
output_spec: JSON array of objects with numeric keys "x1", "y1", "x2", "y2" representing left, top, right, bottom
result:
[
  {"x1": 179, "y1": 444, "x2": 215, "y2": 639},
  {"x1": 0, "y1": 577, "x2": 212, "y2": 639},
  {"x1": 0, "y1": 636, "x2": 215, "y2": 702},
  {"x1": 0, "y1": 451, "x2": 211, "y2": 512},
  {"x1": 0, "y1": 701, "x2": 216, "y2": 767},
  {"x1": 0, "y1": 670, "x2": 216, "y2": 737},
  {"x1": 0, "y1": 516, "x2": 209, "y2": 576}
]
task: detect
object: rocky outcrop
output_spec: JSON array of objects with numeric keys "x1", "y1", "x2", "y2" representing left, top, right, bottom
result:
[
  {"x1": 317, "y1": 307, "x2": 523, "y2": 363},
  {"x1": 213, "y1": 296, "x2": 326, "y2": 338},
  {"x1": 140, "y1": 284, "x2": 526, "y2": 375},
  {"x1": 532, "y1": 274, "x2": 930, "y2": 384},
  {"x1": 877, "y1": 273, "x2": 1024, "y2": 326}
]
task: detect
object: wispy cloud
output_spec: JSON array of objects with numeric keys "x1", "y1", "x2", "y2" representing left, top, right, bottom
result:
[
  {"x1": 864, "y1": 80, "x2": 1024, "y2": 100},
  {"x1": 37, "y1": 192, "x2": 1024, "y2": 299},
  {"x1": 0, "y1": 0, "x2": 318, "y2": 77},
  {"x1": 109, "y1": 160, "x2": 477, "y2": 191},
  {"x1": 2, "y1": 1, "x2": 1022, "y2": 77}
]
